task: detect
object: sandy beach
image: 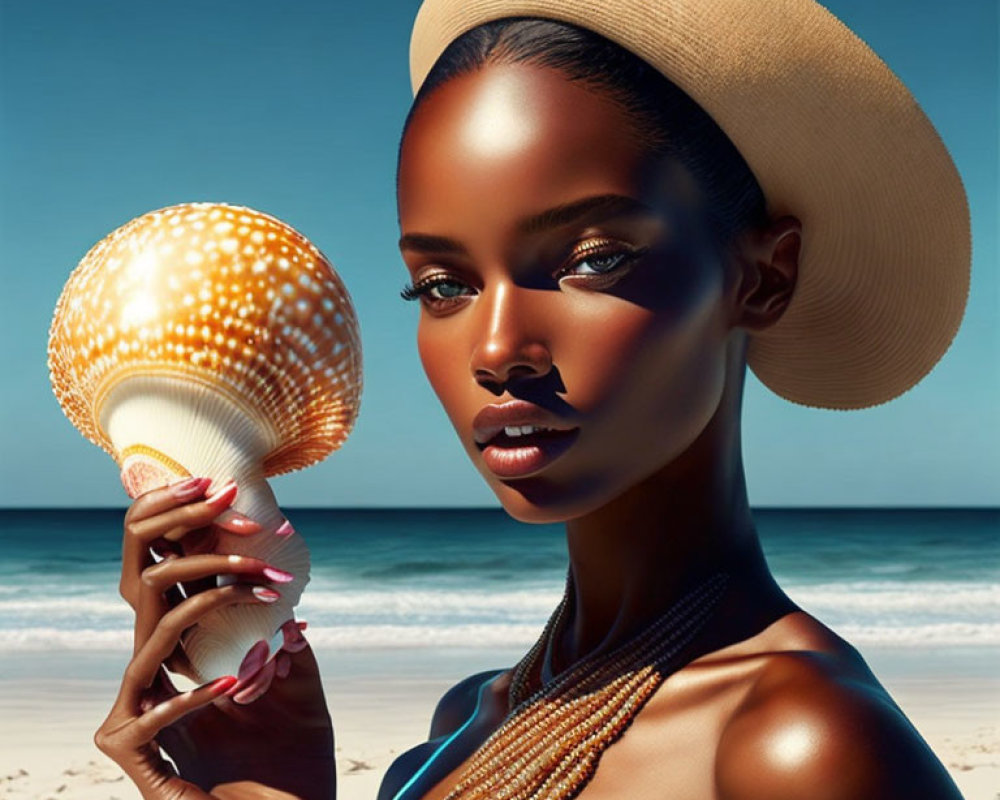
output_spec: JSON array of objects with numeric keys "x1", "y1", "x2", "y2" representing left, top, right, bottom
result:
[{"x1": 1, "y1": 645, "x2": 996, "y2": 800}]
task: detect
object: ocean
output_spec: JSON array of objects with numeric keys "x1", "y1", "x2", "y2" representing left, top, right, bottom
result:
[{"x1": 0, "y1": 508, "x2": 996, "y2": 654}]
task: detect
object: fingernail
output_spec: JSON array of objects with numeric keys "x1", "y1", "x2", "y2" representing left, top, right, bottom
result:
[
  {"x1": 205, "y1": 481, "x2": 238, "y2": 507},
  {"x1": 171, "y1": 476, "x2": 211, "y2": 500},
  {"x1": 233, "y1": 660, "x2": 276, "y2": 705},
  {"x1": 263, "y1": 566, "x2": 294, "y2": 584},
  {"x1": 281, "y1": 619, "x2": 308, "y2": 653},
  {"x1": 215, "y1": 509, "x2": 263, "y2": 534},
  {"x1": 252, "y1": 586, "x2": 281, "y2": 603},
  {"x1": 275, "y1": 520, "x2": 295, "y2": 537},
  {"x1": 237, "y1": 639, "x2": 269, "y2": 682},
  {"x1": 208, "y1": 675, "x2": 238, "y2": 693},
  {"x1": 233, "y1": 685, "x2": 265, "y2": 705}
]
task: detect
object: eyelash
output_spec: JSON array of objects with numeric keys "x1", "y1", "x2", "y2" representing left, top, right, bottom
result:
[
  {"x1": 554, "y1": 240, "x2": 648, "y2": 280},
  {"x1": 399, "y1": 240, "x2": 647, "y2": 305}
]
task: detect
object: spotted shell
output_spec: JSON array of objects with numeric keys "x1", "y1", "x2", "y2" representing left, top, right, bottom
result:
[{"x1": 48, "y1": 202, "x2": 362, "y2": 476}]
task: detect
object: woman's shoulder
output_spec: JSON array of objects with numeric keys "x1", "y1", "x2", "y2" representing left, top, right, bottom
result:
[
  {"x1": 377, "y1": 667, "x2": 510, "y2": 800},
  {"x1": 710, "y1": 613, "x2": 962, "y2": 800},
  {"x1": 428, "y1": 667, "x2": 512, "y2": 739}
]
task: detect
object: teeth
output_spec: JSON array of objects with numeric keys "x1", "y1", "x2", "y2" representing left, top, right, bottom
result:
[{"x1": 503, "y1": 425, "x2": 552, "y2": 437}]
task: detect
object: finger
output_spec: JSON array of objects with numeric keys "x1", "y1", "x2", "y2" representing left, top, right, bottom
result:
[
  {"x1": 121, "y1": 481, "x2": 248, "y2": 608},
  {"x1": 275, "y1": 653, "x2": 291, "y2": 679},
  {"x1": 128, "y1": 481, "x2": 241, "y2": 546},
  {"x1": 123, "y1": 476, "x2": 213, "y2": 527},
  {"x1": 158, "y1": 552, "x2": 186, "y2": 611},
  {"x1": 231, "y1": 658, "x2": 277, "y2": 705},
  {"x1": 135, "y1": 554, "x2": 293, "y2": 650},
  {"x1": 121, "y1": 477, "x2": 212, "y2": 607},
  {"x1": 214, "y1": 509, "x2": 264, "y2": 534},
  {"x1": 179, "y1": 547, "x2": 291, "y2": 611},
  {"x1": 130, "y1": 675, "x2": 238, "y2": 743},
  {"x1": 123, "y1": 583, "x2": 281, "y2": 706},
  {"x1": 281, "y1": 618, "x2": 309, "y2": 653},
  {"x1": 141, "y1": 553, "x2": 293, "y2": 595}
]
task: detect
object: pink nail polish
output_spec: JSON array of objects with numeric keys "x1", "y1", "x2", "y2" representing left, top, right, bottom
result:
[
  {"x1": 275, "y1": 520, "x2": 295, "y2": 537},
  {"x1": 232, "y1": 659, "x2": 277, "y2": 705},
  {"x1": 281, "y1": 619, "x2": 308, "y2": 653},
  {"x1": 252, "y1": 586, "x2": 281, "y2": 603},
  {"x1": 215, "y1": 510, "x2": 263, "y2": 534},
  {"x1": 171, "y1": 477, "x2": 210, "y2": 500},
  {"x1": 262, "y1": 567, "x2": 294, "y2": 583},
  {"x1": 237, "y1": 639, "x2": 269, "y2": 682},
  {"x1": 205, "y1": 481, "x2": 238, "y2": 507}
]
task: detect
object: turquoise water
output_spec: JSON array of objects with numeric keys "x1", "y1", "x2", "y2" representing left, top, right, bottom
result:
[{"x1": 0, "y1": 508, "x2": 996, "y2": 650}]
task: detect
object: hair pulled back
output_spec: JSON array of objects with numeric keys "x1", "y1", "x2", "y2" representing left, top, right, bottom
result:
[{"x1": 399, "y1": 17, "x2": 769, "y2": 246}]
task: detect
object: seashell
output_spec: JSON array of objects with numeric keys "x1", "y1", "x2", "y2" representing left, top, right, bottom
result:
[{"x1": 47, "y1": 202, "x2": 362, "y2": 682}]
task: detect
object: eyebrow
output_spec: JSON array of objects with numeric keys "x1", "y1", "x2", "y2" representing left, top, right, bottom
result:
[
  {"x1": 517, "y1": 193, "x2": 650, "y2": 235},
  {"x1": 397, "y1": 233, "x2": 469, "y2": 256},
  {"x1": 397, "y1": 193, "x2": 651, "y2": 255}
]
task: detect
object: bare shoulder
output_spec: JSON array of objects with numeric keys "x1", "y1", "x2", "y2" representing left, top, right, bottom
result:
[
  {"x1": 428, "y1": 667, "x2": 511, "y2": 738},
  {"x1": 714, "y1": 637, "x2": 962, "y2": 800}
]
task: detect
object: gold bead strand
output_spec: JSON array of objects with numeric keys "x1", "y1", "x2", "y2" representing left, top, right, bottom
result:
[{"x1": 441, "y1": 573, "x2": 730, "y2": 800}]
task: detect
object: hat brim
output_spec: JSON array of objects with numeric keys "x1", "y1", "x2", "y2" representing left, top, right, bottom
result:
[{"x1": 408, "y1": 0, "x2": 971, "y2": 410}]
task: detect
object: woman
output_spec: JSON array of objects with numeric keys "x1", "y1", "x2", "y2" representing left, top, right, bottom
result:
[{"x1": 93, "y1": 1, "x2": 970, "y2": 798}]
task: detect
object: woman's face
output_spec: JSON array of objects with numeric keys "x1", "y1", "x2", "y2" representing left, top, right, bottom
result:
[{"x1": 396, "y1": 62, "x2": 742, "y2": 523}]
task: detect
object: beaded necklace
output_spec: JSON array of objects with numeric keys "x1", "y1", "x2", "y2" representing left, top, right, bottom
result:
[{"x1": 438, "y1": 570, "x2": 730, "y2": 800}]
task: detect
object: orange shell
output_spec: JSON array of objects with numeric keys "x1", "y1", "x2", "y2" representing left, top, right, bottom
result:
[{"x1": 48, "y1": 202, "x2": 362, "y2": 477}]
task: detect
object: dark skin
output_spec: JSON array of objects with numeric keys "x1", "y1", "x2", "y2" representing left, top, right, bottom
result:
[
  {"x1": 388, "y1": 62, "x2": 963, "y2": 799},
  {"x1": 94, "y1": 481, "x2": 335, "y2": 800},
  {"x1": 98, "y1": 61, "x2": 962, "y2": 799}
]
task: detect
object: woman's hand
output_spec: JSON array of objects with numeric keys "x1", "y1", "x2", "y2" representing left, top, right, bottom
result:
[
  {"x1": 95, "y1": 578, "x2": 263, "y2": 798},
  {"x1": 118, "y1": 476, "x2": 284, "y2": 689},
  {"x1": 95, "y1": 479, "x2": 336, "y2": 799}
]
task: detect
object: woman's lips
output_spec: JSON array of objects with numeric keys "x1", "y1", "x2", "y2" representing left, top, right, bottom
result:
[{"x1": 477, "y1": 428, "x2": 581, "y2": 478}]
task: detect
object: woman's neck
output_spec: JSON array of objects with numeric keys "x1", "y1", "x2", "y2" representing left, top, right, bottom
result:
[{"x1": 558, "y1": 384, "x2": 784, "y2": 671}]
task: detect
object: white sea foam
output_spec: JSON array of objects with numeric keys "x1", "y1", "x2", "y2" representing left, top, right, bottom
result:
[
  {"x1": 1, "y1": 580, "x2": 996, "y2": 650},
  {"x1": 834, "y1": 622, "x2": 1000, "y2": 646},
  {"x1": 297, "y1": 587, "x2": 562, "y2": 617},
  {"x1": 0, "y1": 597, "x2": 130, "y2": 617},
  {"x1": 0, "y1": 628, "x2": 133, "y2": 650},
  {"x1": 3, "y1": 621, "x2": 998, "y2": 651},
  {"x1": 785, "y1": 582, "x2": 1000, "y2": 613}
]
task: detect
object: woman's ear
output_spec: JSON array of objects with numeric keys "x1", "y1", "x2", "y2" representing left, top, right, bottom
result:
[{"x1": 731, "y1": 215, "x2": 801, "y2": 331}]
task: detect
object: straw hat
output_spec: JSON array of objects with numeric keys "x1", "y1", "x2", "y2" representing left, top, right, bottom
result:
[{"x1": 408, "y1": 0, "x2": 971, "y2": 410}]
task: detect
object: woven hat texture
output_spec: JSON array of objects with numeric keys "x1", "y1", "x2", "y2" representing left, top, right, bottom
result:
[{"x1": 408, "y1": 0, "x2": 971, "y2": 409}]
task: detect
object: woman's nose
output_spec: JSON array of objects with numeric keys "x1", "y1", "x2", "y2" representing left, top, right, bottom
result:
[{"x1": 470, "y1": 280, "x2": 552, "y2": 389}]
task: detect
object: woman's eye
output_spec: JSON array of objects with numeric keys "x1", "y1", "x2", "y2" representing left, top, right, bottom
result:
[
  {"x1": 399, "y1": 276, "x2": 474, "y2": 305},
  {"x1": 569, "y1": 252, "x2": 629, "y2": 275},
  {"x1": 556, "y1": 243, "x2": 648, "y2": 281}
]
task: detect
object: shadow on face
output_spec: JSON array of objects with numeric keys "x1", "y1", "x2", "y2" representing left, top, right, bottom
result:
[{"x1": 396, "y1": 62, "x2": 777, "y2": 524}]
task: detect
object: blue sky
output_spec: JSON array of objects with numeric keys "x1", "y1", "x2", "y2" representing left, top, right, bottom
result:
[{"x1": 1, "y1": 0, "x2": 996, "y2": 508}]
